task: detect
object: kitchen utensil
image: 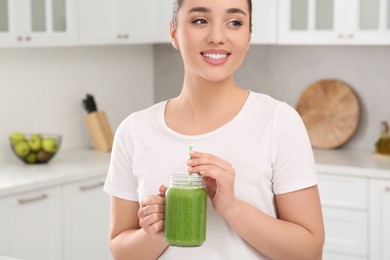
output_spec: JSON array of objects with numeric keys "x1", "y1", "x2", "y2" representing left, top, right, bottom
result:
[{"x1": 296, "y1": 79, "x2": 361, "y2": 149}]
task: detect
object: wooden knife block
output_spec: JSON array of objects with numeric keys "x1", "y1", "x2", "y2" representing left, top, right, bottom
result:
[{"x1": 85, "y1": 111, "x2": 113, "y2": 152}]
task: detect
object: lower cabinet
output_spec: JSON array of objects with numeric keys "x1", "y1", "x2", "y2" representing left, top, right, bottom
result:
[
  {"x1": 317, "y1": 174, "x2": 368, "y2": 260},
  {"x1": 0, "y1": 175, "x2": 111, "y2": 260},
  {"x1": 0, "y1": 187, "x2": 62, "y2": 260},
  {"x1": 63, "y1": 176, "x2": 111, "y2": 260},
  {"x1": 369, "y1": 179, "x2": 390, "y2": 260}
]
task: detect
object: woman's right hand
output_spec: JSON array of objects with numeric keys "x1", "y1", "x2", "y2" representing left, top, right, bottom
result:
[{"x1": 137, "y1": 185, "x2": 167, "y2": 238}]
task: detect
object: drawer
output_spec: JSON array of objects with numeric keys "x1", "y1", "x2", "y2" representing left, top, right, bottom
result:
[
  {"x1": 318, "y1": 174, "x2": 368, "y2": 210},
  {"x1": 323, "y1": 207, "x2": 368, "y2": 257},
  {"x1": 323, "y1": 251, "x2": 367, "y2": 260}
]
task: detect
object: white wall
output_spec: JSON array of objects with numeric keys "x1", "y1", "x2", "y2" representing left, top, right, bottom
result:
[{"x1": 0, "y1": 45, "x2": 154, "y2": 160}]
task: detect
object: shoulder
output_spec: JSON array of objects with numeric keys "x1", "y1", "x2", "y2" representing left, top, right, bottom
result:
[
  {"x1": 115, "y1": 101, "x2": 165, "y2": 137},
  {"x1": 248, "y1": 91, "x2": 300, "y2": 122}
]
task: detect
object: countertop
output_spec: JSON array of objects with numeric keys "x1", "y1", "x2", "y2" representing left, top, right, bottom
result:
[
  {"x1": 1, "y1": 148, "x2": 390, "y2": 198},
  {"x1": 313, "y1": 149, "x2": 390, "y2": 179},
  {"x1": 0, "y1": 149, "x2": 111, "y2": 198}
]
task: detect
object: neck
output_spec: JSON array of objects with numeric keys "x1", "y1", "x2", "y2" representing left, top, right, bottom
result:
[{"x1": 177, "y1": 74, "x2": 242, "y2": 117}]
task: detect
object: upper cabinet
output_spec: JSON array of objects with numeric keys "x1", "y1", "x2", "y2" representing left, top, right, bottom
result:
[
  {"x1": 78, "y1": 0, "x2": 172, "y2": 45},
  {"x1": 0, "y1": 0, "x2": 77, "y2": 47},
  {"x1": 278, "y1": 0, "x2": 390, "y2": 45},
  {"x1": 251, "y1": 0, "x2": 277, "y2": 44}
]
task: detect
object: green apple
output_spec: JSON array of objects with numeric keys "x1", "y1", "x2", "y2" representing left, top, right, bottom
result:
[
  {"x1": 10, "y1": 132, "x2": 25, "y2": 145},
  {"x1": 42, "y1": 137, "x2": 58, "y2": 153},
  {"x1": 14, "y1": 141, "x2": 30, "y2": 157},
  {"x1": 27, "y1": 134, "x2": 42, "y2": 152},
  {"x1": 25, "y1": 152, "x2": 37, "y2": 164}
]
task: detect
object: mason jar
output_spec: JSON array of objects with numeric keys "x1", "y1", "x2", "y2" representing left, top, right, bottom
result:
[{"x1": 164, "y1": 174, "x2": 207, "y2": 247}]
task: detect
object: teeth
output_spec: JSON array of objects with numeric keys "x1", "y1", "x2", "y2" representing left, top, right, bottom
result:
[{"x1": 203, "y1": 53, "x2": 228, "y2": 60}]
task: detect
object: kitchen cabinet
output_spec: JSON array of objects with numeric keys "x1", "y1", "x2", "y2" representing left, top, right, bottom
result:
[
  {"x1": 0, "y1": 187, "x2": 62, "y2": 260},
  {"x1": 0, "y1": 0, "x2": 77, "y2": 48},
  {"x1": 278, "y1": 0, "x2": 390, "y2": 45},
  {"x1": 251, "y1": 0, "x2": 277, "y2": 44},
  {"x1": 369, "y1": 179, "x2": 390, "y2": 260},
  {"x1": 317, "y1": 174, "x2": 368, "y2": 259},
  {"x1": 63, "y1": 176, "x2": 111, "y2": 260},
  {"x1": 78, "y1": 0, "x2": 172, "y2": 45}
]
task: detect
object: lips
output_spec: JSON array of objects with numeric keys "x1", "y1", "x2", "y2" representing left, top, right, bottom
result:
[{"x1": 201, "y1": 49, "x2": 231, "y2": 65}]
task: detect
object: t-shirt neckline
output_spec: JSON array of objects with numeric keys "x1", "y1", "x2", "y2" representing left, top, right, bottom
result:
[{"x1": 158, "y1": 90, "x2": 253, "y2": 140}]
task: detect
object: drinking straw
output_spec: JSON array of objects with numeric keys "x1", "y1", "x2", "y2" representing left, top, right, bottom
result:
[{"x1": 189, "y1": 146, "x2": 193, "y2": 187}]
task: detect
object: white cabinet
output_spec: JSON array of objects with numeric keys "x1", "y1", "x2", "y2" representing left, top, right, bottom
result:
[
  {"x1": 317, "y1": 174, "x2": 368, "y2": 259},
  {"x1": 369, "y1": 179, "x2": 390, "y2": 260},
  {"x1": 0, "y1": 187, "x2": 62, "y2": 260},
  {"x1": 79, "y1": 0, "x2": 171, "y2": 45},
  {"x1": 278, "y1": 0, "x2": 390, "y2": 45},
  {"x1": 63, "y1": 176, "x2": 111, "y2": 260},
  {"x1": 0, "y1": 0, "x2": 77, "y2": 47},
  {"x1": 251, "y1": 0, "x2": 277, "y2": 44}
]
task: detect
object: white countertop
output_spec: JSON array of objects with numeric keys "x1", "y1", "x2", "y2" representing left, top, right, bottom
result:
[
  {"x1": 1, "y1": 148, "x2": 390, "y2": 198},
  {"x1": 0, "y1": 149, "x2": 111, "y2": 198},
  {"x1": 313, "y1": 148, "x2": 390, "y2": 179}
]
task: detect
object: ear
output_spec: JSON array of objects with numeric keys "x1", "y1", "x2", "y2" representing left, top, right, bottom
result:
[{"x1": 170, "y1": 20, "x2": 179, "y2": 49}]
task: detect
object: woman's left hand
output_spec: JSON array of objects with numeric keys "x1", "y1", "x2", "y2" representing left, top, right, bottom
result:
[{"x1": 187, "y1": 151, "x2": 236, "y2": 215}]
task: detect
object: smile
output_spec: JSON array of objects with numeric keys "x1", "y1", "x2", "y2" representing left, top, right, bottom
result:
[
  {"x1": 202, "y1": 53, "x2": 228, "y2": 60},
  {"x1": 201, "y1": 50, "x2": 231, "y2": 65}
]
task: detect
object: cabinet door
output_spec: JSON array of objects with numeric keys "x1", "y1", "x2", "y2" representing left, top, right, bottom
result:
[
  {"x1": 63, "y1": 176, "x2": 111, "y2": 260},
  {"x1": 251, "y1": 0, "x2": 277, "y2": 44},
  {"x1": 352, "y1": 0, "x2": 390, "y2": 44},
  {"x1": 369, "y1": 179, "x2": 390, "y2": 260},
  {"x1": 153, "y1": 0, "x2": 173, "y2": 43},
  {"x1": 78, "y1": 0, "x2": 118, "y2": 45},
  {"x1": 278, "y1": 0, "x2": 390, "y2": 45},
  {"x1": 322, "y1": 207, "x2": 368, "y2": 257},
  {"x1": 0, "y1": 0, "x2": 23, "y2": 47},
  {"x1": 0, "y1": 187, "x2": 62, "y2": 260}
]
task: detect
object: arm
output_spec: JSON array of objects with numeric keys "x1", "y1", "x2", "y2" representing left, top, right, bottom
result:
[
  {"x1": 109, "y1": 191, "x2": 168, "y2": 260},
  {"x1": 187, "y1": 151, "x2": 324, "y2": 260},
  {"x1": 222, "y1": 186, "x2": 324, "y2": 260}
]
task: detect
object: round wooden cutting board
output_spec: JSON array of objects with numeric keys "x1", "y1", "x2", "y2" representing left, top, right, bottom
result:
[{"x1": 296, "y1": 80, "x2": 361, "y2": 149}]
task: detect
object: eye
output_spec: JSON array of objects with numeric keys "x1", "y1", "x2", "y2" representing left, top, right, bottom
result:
[
  {"x1": 192, "y1": 18, "x2": 208, "y2": 25},
  {"x1": 227, "y1": 20, "x2": 243, "y2": 27}
]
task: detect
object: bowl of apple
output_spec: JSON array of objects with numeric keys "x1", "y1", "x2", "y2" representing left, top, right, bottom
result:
[{"x1": 9, "y1": 132, "x2": 62, "y2": 164}]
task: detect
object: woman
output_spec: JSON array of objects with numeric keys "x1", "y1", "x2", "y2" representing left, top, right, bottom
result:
[{"x1": 103, "y1": 0, "x2": 325, "y2": 259}]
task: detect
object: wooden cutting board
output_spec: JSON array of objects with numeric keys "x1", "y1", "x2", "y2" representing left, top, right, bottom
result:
[{"x1": 296, "y1": 80, "x2": 361, "y2": 149}]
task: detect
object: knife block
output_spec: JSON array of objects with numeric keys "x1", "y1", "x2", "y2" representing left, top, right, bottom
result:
[{"x1": 85, "y1": 111, "x2": 113, "y2": 152}]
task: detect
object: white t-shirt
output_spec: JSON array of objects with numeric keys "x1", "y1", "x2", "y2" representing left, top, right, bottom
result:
[{"x1": 103, "y1": 91, "x2": 317, "y2": 260}]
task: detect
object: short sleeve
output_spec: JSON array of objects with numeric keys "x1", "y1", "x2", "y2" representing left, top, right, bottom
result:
[
  {"x1": 103, "y1": 115, "x2": 139, "y2": 201},
  {"x1": 271, "y1": 103, "x2": 317, "y2": 194}
]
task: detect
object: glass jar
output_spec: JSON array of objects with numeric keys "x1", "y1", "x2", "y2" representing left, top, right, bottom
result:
[{"x1": 164, "y1": 174, "x2": 207, "y2": 247}]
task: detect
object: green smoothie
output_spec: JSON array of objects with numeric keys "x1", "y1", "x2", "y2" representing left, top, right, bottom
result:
[{"x1": 164, "y1": 184, "x2": 207, "y2": 247}]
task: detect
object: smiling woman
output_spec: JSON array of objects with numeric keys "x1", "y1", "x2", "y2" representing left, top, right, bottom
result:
[{"x1": 103, "y1": 0, "x2": 324, "y2": 259}]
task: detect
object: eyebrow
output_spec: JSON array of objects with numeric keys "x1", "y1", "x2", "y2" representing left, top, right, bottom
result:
[{"x1": 188, "y1": 7, "x2": 247, "y2": 16}]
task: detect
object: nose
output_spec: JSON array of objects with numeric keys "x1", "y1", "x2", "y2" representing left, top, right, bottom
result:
[{"x1": 206, "y1": 23, "x2": 226, "y2": 45}]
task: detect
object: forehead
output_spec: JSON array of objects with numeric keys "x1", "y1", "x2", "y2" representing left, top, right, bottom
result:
[{"x1": 180, "y1": 0, "x2": 249, "y2": 13}]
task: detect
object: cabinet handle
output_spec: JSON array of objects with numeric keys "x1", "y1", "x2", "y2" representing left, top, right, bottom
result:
[
  {"x1": 385, "y1": 187, "x2": 390, "y2": 192},
  {"x1": 17, "y1": 36, "x2": 23, "y2": 41},
  {"x1": 117, "y1": 34, "x2": 122, "y2": 39},
  {"x1": 25, "y1": 36, "x2": 31, "y2": 41},
  {"x1": 18, "y1": 194, "x2": 48, "y2": 204},
  {"x1": 123, "y1": 34, "x2": 128, "y2": 39},
  {"x1": 79, "y1": 181, "x2": 105, "y2": 191}
]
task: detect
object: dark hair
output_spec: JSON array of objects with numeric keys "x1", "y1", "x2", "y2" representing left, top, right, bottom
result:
[{"x1": 172, "y1": 0, "x2": 252, "y2": 32}]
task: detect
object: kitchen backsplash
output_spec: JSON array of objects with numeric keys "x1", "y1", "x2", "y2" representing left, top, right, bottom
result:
[
  {"x1": 0, "y1": 45, "x2": 154, "y2": 160},
  {"x1": 154, "y1": 44, "x2": 390, "y2": 152}
]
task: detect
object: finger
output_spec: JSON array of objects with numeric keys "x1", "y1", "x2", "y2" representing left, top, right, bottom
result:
[
  {"x1": 139, "y1": 213, "x2": 164, "y2": 231},
  {"x1": 188, "y1": 152, "x2": 232, "y2": 171},
  {"x1": 140, "y1": 194, "x2": 165, "y2": 208},
  {"x1": 138, "y1": 203, "x2": 165, "y2": 219},
  {"x1": 159, "y1": 185, "x2": 168, "y2": 197}
]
